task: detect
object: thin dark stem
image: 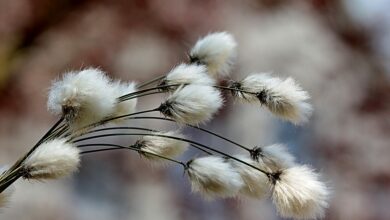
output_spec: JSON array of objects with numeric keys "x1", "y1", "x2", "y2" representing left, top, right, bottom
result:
[
  {"x1": 119, "y1": 91, "x2": 165, "y2": 102},
  {"x1": 118, "y1": 83, "x2": 180, "y2": 101},
  {"x1": 122, "y1": 116, "x2": 251, "y2": 152},
  {"x1": 136, "y1": 75, "x2": 166, "y2": 89},
  {"x1": 213, "y1": 85, "x2": 258, "y2": 95},
  {"x1": 72, "y1": 133, "x2": 270, "y2": 177},
  {"x1": 76, "y1": 127, "x2": 212, "y2": 155},
  {"x1": 79, "y1": 143, "x2": 186, "y2": 167}
]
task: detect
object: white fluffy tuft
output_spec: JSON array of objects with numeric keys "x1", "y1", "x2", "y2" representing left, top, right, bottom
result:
[
  {"x1": 138, "y1": 131, "x2": 188, "y2": 161},
  {"x1": 255, "y1": 144, "x2": 296, "y2": 172},
  {"x1": 236, "y1": 73, "x2": 313, "y2": 124},
  {"x1": 22, "y1": 139, "x2": 80, "y2": 180},
  {"x1": 47, "y1": 68, "x2": 118, "y2": 130},
  {"x1": 163, "y1": 63, "x2": 215, "y2": 88},
  {"x1": 186, "y1": 156, "x2": 244, "y2": 198},
  {"x1": 0, "y1": 166, "x2": 13, "y2": 208},
  {"x1": 272, "y1": 165, "x2": 329, "y2": 219},
  {"x1": 112, "y1": 81, "x2": 138, "y2": 119},
  {"x1": 160, "y1": 85, "x2": 223, "y2": 125},
  {"x1": 229, "y1": 155, "x2": 270, "y2": 198},
  {"x1": 190, "y1": 32, "x2": 237, "y2": 77}
]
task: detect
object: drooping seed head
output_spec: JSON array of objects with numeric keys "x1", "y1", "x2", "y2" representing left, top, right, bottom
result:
[
  {"x1": 251, "y1": 144, "x2": 296, "y2": 172},
  {"x1": 272, "y1": 165, "x2": 330, "y2": 219},
  {"x1": 136, "y1": 131, "x2": 188, "y2": 162},
  {"x1": 230, "y1": 73, "x2": 312, "y2": 124},
  {"x1": 190, "y1": 32, "x2": 237, "y2": 77},
  {"x1": 22, "y1": 139, "x2": 80, "y2": 180},
  {"x1": 47, "y1": 68, "x2": 118, "y2": 130},
  {"x1": 186, "y1": 156, "x2": 244, "y2": 199},
  {"x1": 159, "y1": 85, "x2": 223, "y2": 125}
]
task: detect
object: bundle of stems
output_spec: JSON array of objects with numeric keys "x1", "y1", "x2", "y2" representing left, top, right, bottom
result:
[{"x1": 0, "y1": 32, "x2": 328, "y2": 219}]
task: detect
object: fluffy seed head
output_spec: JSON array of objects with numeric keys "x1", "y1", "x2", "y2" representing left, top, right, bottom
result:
[
  {"x1": 0, "y1": 166, "x2": 13, "y2": 208},
  {"x1": 161, "y1": 63, "x2": 215, "y2": 90},
  {"x1": 186, "y1": 156, "x2": 244, "y2": 198},
  {"x1": 231, "y1": 73, "x2": 312, "y2": 124},
  {"x1": 229, "y1": 155, "x2": 270, "y2": 198},
  {"x1": 113, "y1": 81, "x2": 138, "y2": 120},
  {"x1": 159, "y1": 85, "x2": 223, "y2": 125},
  {"x1": 22, "y1": 139, "x2": 80, "y2": 180},
  {"x1": 190, "y1": 32, "x2": 237, "y2": 77},
  {"x1": 47, "y1": 68, "x2": 118, "y2": 130},
  {"x1": 251, "y1": 144, "x2": 296, "y2": 172},
  {"x1": 137, "y1": 131, "x2": 188, "y2": 162},
  {"x1": 272, "y1": 166, "x2": 329, "y2": 219}
]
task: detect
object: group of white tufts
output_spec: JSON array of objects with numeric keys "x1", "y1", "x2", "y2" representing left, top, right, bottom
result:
[{"x1": 0, "y1": 32, "x2": 329, "y2": 219}]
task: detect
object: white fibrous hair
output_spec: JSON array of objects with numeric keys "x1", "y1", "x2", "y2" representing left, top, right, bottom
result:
[
  {"x1": 229, "y1": 155, "x2": 270, "y2": 198},
  {"x1": 162, "y1": 63, "x2": 215, "y2": 89},
  {"x1": 190, "y1": 32, "x2": 237, "y2": 77},
  {"x1": 253, "y1": 144, "x2": 296, "y2": 172},
  {"x1": 112, "y1": 81, "x2": 137, "y2": 119},
  {"x1": 138, "y1": 131, "x2": 188, "y2": 161},
  {"x1": 0, "y1": 166, "x2": 13, "y2": 208},
  {"x1": 47, "y1": 68, "x2": 118, "y2": 130},
  {"x1": 22, "y1": 139, "x2": 80, "y2": 180},
  {"x1": 186, "y1": 156, "x2": 244, "y2": 198},
  {"x1": 272, "y1": 166, "x2": 329, "y2": 219},
  {"x1": 159, "y1": 85, "x2": 223, "y2": 125},
  {"x1": 232, "y1": 73, "x2": 312, "y2": 124}
]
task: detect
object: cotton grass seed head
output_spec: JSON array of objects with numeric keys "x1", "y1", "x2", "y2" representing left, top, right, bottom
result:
[
  {"x1": 113, "y1": 81, "x2": 137, "y2": 119},
  {"x1": 231, "y1": 73, "x2": 312, "y2": 124},
  {"x1": 47, "y1": 68, "x2": 118, "y2": 130},
  {"x1": 229, "y1": 154, "x2": 270, "y2": 199},
  {"x1": 186, "y1": 156, "x2": 244, "y2": 199},
  {"x1": 158, "y1": 85, "x2": 223, "y2": 125},
  {"x1": 251, "y1": 144, "x2": 296, "y2": 172},
  {"x1": 272, "y1": 165, "x2": 329, "y2": 219},
  {"x1": 136, "y1": 131, "x2": 188, "y2": 162},
  {"x1": 160, "y1": 63, "x2": 215, "y2": 90},
  {"x1": 0, "y1": 166, "x2": 13, "y2": 208},
  {"x1": 22, "y1": 139, "x2": 80, "y2": 180},
  {"x1": 190, "y1": 32, "x2": 237, "y2": 77}
]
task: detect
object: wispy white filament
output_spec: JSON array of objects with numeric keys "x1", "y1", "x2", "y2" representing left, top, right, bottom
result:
[
  {"x1": 113, "y1": 81, "x2": 137, "y2": 119},
  {"x1": 186, "y1": 156, "x2": 244, "y2": 198},
  {"x1": 22, "y1": 139, "x2": 80, "y2": 180},
  {"x1": 234, "y1": 73, "x2": 312, "y2": 124},
  {"x1": 160, "y1": 85, "x2": 223, "y2": 125},
  {"x1": 272, "y1": 165, "x2": 329, "y2": 219},
  {"x1": 255, "y1": 144, "x2": 296, "y2": 172},
  {"x1": 229, "y1": 155, "x2": 270, "y2": 198},
  {"x1": 190, "y1": 32, "x2": 237, "y2": 77},
  {"x1": 138, "y1": 131, "x2": 188, "y2": 161},
  {"x1": 163, "y1": 63, "x2": 215, "y2": 88},
  {"x1": 0, "y1": 166, "x2": 13, "y2": 208},
  {"x1": 47, "y1": 68, "x2": 118, "y2": 130}
]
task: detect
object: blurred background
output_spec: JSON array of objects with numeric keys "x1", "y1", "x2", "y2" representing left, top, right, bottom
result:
[{"x1": 0, "y1": 0, "x2": 389, "y2": 219}]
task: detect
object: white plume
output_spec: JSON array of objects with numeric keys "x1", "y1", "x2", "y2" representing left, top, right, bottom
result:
[
  {"x1": 113, "y1": 81, "x2": 138, "y2": 120},
  {"x1": 253, "y1": 144, "x2": 296, "y2": 172},
  {"x1": 163, "y1": 63, "x2": 215, "y2": 89}
]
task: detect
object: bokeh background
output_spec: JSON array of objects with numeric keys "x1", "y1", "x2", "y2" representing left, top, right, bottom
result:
[{"x1": 0, "y1": 0, "x2": 389, "y2": 219}]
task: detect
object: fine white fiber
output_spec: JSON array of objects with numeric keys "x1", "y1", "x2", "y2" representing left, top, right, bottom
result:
[
  {"x1": 253, "y1": 144, "x2": 296, "y2": 172},
  {"x1": 186, "y1": 156, "x2": 244, "y2": 199},
  {"x1": 112, "y1": 81, "x2": 138, "y2": 120},
  {"x1": 162, "y1": 63, "x2": 215, "y2": 89},
  {"x1": 272, "y1": 165, "x2": 329, "y2": 219},
  {"x1": 190, "y1": 32, "x2": 237, "y2": 77},
  {"x1": 22, "y1": 139, "x2": 80, "y2": 180},
  {"x1": 47, "y1": 68, "x2": 118, "y2": 130}
]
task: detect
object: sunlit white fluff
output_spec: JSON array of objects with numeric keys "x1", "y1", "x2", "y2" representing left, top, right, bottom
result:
[
  {"x1": 162, "y1": 63, "x2": 215, "y2": 89},
  {"x1": 159, "y1": 85, "x2": 223, "y2": 125},
  {"x1": 253, "y1": 144, "x2": 296, "y2": 172},
  {"x1": 190, "y1": 32, "x2": 237, "y2": 77},
  {"x1": 186, "y1": 156, "x2": 244, "y2": 198},
  {"x1": 232, "y1": 73, "x2": 312, "y2": 124},
  {"x1": 229, "y1": 155, "x2": 270, "y2": 198},
  {"x1": 47, "y1": 68, "x2": 118, "y2": 130},
  {"x1": 112, "y1": 81, "x2": 137, "y2": 119},
  {"x1": 22, "y1": 139, "x2": 80, "y2": 179},
  {"x1": 272, "y1": 165, "x2": 329, "y2": 219},
  {"x1": 138, "y1": 131, "x2": 188, "y2": 161},
  {"x1": 0, "y1": 166, "x2": 13, "y2": 208}
]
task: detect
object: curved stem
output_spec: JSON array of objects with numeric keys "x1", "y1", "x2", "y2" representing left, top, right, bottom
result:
[
  {"x1": 119, "y1": 91, "x2": 165, "y2": 102},
  {"x1": 213, "y1": 85, "x2": 258, "y2": 95},
  {"x1": 72, "y1": 133, "x2": 269, "y2": 177},
  {"x1": 136, "y1": 75, "x2": 166, "y2": 89},
  {"x1": 79, "y1": 143, "x2": 186, "y2": 167}
]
